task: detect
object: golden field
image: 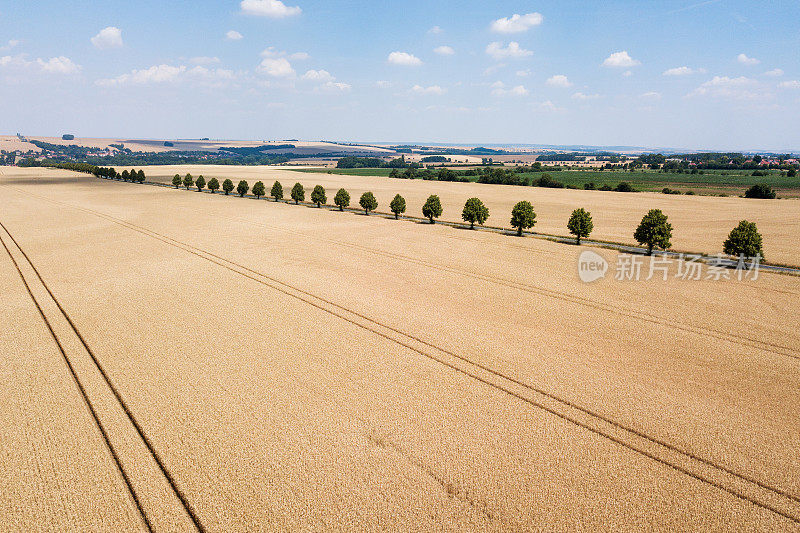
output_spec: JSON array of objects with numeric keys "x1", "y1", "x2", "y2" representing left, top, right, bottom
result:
[
  {"x1": 1, "y1": 165, "x2": 799, "y2": 530},
  {"x1": 135, "y1": 165, "x2": 800, "y2": 267}
]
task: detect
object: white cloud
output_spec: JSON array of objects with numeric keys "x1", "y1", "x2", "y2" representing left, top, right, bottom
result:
[
  {"x1": 318, "y1": 81, "x2": 351, "y2": 92},
  {"x1": 289, "y1": 52, "x2": 309, "y2": 60},
  {"x1": 97, "y1": 64, "x2": 186, "y2": 86},
  {"x1": 546, "y1": 74, "x2": 572, "y2": 88},
  {"x1": 486, "y1": 41, "x2": 532, "y2": 61},
  {"x1": 258, "y1": 57, "x2": 295, "y2": 77},
  {"x1": 428, "y1": 26, "x2": 443, "y2": 34},
  {"x1": 226, "y1": 30, "x2": 243, "y2": 41},
  {"x1": 302, "y1": 69, "x2": 334, "y2": 81},
  {"x1": 187, "y1": 66, "x2": 235, "y2": 80},
  {"x1": 663, "y1": 66, "x2": 695, "y2": 76},
  {"x1": 492, "y1": 83, "x2": 528, "y2": 97},
  {"x1": 778, "y1": 80, "x2": 800, "y2": 89},
  {"x1": 572, "y1": 92, "x2": 601, "y2": 100},
  {"x1": 375, "y1": 80, "x2": 391, "y2": 88},
  {"x1": 737, "y1": 53, "x2": 760, "y2": 66},
  {"x1": 602, "y1": 51, "x2": 640, "y2": 68},
  {"x1": 240, "y1": 0, "x2": 301, "y2": 18},
  {"x1": 640, "y1": 91, "x2": 662, "y2": 99},
  {"x1": 411, "y1": 84, "x2": 446, "y2": 95},
  {"x1": 490, "y1": 13, "x2": 543, "y2": 33},
  {"x1": 622, "y1": 70, "x2": 633, "y2": 77},
  {"x1": 516, "y1": 69, "x2": 531, "y2": 77},
  {"x1": 37, "y1": 56, "x2": 80, "y2": 74},
  {"x1": 688, "y1": 76, "x2": 764, "y2": 99},
  {"x1": 388, "y1": 51, "x2": 422, "y2": 66},
  {"x1": 532, "y1": 100, "x2": 562, "y2": 112},
  {"x1": 91, "y1": 27, "x2": 123, "y2": 50},
  {"x1": 763, "y1": 68, "x2": 784, "y2": 77},
  {"x1": 433, "y1": 45, "x2": 455, "y2": 56},
  {"x1": 190, "y1": 56, "x2": 220, "y2": 65},
  {"x1": 0, "y1": 39, "x2": 20, "y2": 52}
]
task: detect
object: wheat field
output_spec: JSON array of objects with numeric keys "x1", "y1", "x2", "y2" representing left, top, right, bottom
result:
[{"x1": 1, "y1": 166, "x2": 799, "y2": 530}]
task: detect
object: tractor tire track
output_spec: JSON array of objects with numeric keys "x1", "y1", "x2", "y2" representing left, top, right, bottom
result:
[
  {"x1": 14, "y1": 191, "x2": 800, "y2": 525},
  {"x1": 0, "y1": 221, "x2": 207, "y2": 533}
]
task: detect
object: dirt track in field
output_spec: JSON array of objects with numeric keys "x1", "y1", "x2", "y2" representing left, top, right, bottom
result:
[{"x1": 1, "y1": 166, "x2": 799, "y2": 530}]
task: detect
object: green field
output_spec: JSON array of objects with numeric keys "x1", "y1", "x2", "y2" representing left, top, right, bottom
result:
[{"x1": 287, "y1": 167, "x2": 800, "y2": 195}]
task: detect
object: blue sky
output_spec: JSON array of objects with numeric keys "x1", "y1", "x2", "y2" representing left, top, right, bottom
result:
[{"x1": 1, "y1": 0, "x2": 798, "y2": 151}]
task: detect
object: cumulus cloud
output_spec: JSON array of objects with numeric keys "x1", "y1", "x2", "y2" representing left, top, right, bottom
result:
[
  {"x1": 37, "y1": 56, "x2": 80, "y2": 74},
  {"x1": 546, "y1": 74, "x2": 572, "y2": 88},
  {"x1": 433, "y1": 45, "x2": 455, "y2": 56},
  {"x1": 91, "y1": 26, "x2": 123, "y2": 50},
  {"x1": 531, "y1": 100, "x2": 562, "y2": 112},
  {"x1": 240, "y1": 0, "x2": 301, "y2": 18},
  {"x1": 388, "y1": 51, "x2": 422, "y2": 66},
  {"x1": 411, "y1": 84, "x2": 446, "y2": 95},
  {"x1": 778, "y1": 80, "x2": 800, "y2": 89},
  {"x1": 375, "y1": 80, "x2": 391, "y2": 88},
  {"x1": 0, "y1": 39, "x2": 20, "y2": 52},
  {"x1": 663, "y1": 66, "x2": 697, "y2": 76},
  {"x1": 289, "y1": 52, "x2": 309, "y2": 60},
  {"x1": 97, "y1": 64, "x2": 186, "y2": 86},
  {"x1": 428, "y1": 26, "x2": 443, "y2": 34},
  {"x1": 491, "y1": 82, "x2": 528, "y2": 97},
  {"x1": 688, "y1": 76, "x2": 763, "y2": 99},
  {"x1": 602, "y1": 51, "x2": 640, "y2": 68},
  {"x1": 640, "y1": 91, "x2": 661, "y2": 99},
  {"x1": 226, "y1": 30, "x2": 243, "y2": 40},
  {"x1": 486, "y1": 41, "x2": 532, "y2": 60},
  {"x1": 737, "y1": 53, "x2": 759, "y2": 65},
  {"x1": 763, "y1": 68, "x2": 783, "y2": 77},
  {"x1": 490, "y1": 13, "x2": 543, "y2": 33},
  {"x1": 318, "y1": 81, "x2": 351, "y2": 92},
  {"x1": 516, "y1": 69, "x2": 531, "y2": 77},
  {"x1": 572, "y1": 92, "x2": 601, "y2": 100},
  {"x1": 258, "y1": 57, "x2": 295, "y2": 77},
  {"x1": 302, "y1": 69, "x2": 334, "y2": 81}
]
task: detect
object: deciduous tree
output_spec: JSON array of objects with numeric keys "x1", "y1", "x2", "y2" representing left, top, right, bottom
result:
[
  {"x1": 311, "y1": 185, "x2": 327, "y2": 207},
  {"x1": 271, "y1": 181, "x2": 283, "y2": 201},
  {"x1": 195, "y1": 175, "x2": 206, "y2": 192},
  {"x1": 359, "y1": 191, "x2": 377, "y2": 215},
  {"x1": 222, "y1": 178, "x2": 234, "y2": 195},
  {"x1": 291, "y1": 182, "x2": 305, "y2": 204},
  {"x1": 462, "y1": 197, "x2": 489, "y2": 229},
  {"x1": 510, "y1": 201, "x2": 536, "y2": 236},
  {"x1": 252, "y1": 181, "x2": 266, "y2": 199},
  {"x1": 567, "y1": 208, "x2": 593, "y2": 245},
  {"x1": 237, "y1": 180, "x2": 249, "y2": 197},
  {"x1": 422, "y1": 195, "x2": 443, "y2": 223},
  {"x1": 634, "y1": 209, "x2": 673, "y2": 255},
  {"x1": 208, "y1": 177, "x2": 220, "y2": 193},
  {"x1": 723, "y1": 220, "x2": 764, "y2": 260},
  {"x1": 334, "y1": 188, "x2": 350, "y2": 211},
  {"x1": 389, "y1": 194, "x2": 406, "y2": 219}
]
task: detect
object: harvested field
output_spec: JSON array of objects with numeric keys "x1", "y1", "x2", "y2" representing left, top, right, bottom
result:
[
  {"x1": 1, "y1": 165, "x2": 800, "y2": 530},
  {"x1": 137, "y1": 165, "x2": 800, "y2": 267}
]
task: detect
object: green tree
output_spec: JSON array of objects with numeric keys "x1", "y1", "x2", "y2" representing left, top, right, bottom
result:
[
  {"x1": 172, "y1": 174, "x2": 182, "y2": 188},
  {"x1": 311, "y1": 185, "x2": 327, "y2": 207},
  {"x1": 567, "y1": 208, "x2": 593, "y2": 245},
  {"x1": 291, "y1": 182, "x2": 305, "y2": 204},
  {"x1": 121, "y1": 170, "x2": 129, "y2": 181},
  {"x1": 129, "y1": 169, "x2": 136, "y2": 182},
  {"x1": 237, "y1": 180, "x2": 249, "y2": 197},
  {"x1": 723, "y1": 220, "x2": 764, "y2": 260},
  {"x1": 137, "y1": 170, "x2": 145, "y2": 183},
  {"x1": 634, "y1": 209, "x2": 673, "y2": 255},
  {"x1": 208, "y1": 177, "x2": 220, "y2": 193},
  {"x1": 222, "y1": 178, "x2": 234, "y2": 195},
  {"x1": 359, "y1": 192, "x2": 378, "y2": 214},
  {"x1": 462, "y1": 197, "x2": 489, "y2": 229},
  {"x1": 744, "y1": 184, "x2": 776, "y2": 199},
  {"x1": 389, "y1": 193, "x2": 406, "y2": 219},
  {"x1": 183, "y1": 173, "x2": 194, "y2": 190},
  {"x1": 510, "y1": 200, "x2": 536, "y2": 236},
  {"x1": 195, "y1": 175, "x2": 206, "y2": 192},
  {"x1": 271, "y1": 181, "x2": 283, "y2": 201},
  {"x1": 252, "y1": 181, "x2": 266, "y2": 199},
  {"x1": 422, "y1": 194, "x2": 443, "y2": 224},
  {"x1": 334, "y1": 188, "x2": 350, "y2": 211}
]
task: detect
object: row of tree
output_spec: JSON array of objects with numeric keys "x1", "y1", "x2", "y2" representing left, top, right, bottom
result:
[{"x1": 153, "y1": 175, "x2": 767, "y2": 260}]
